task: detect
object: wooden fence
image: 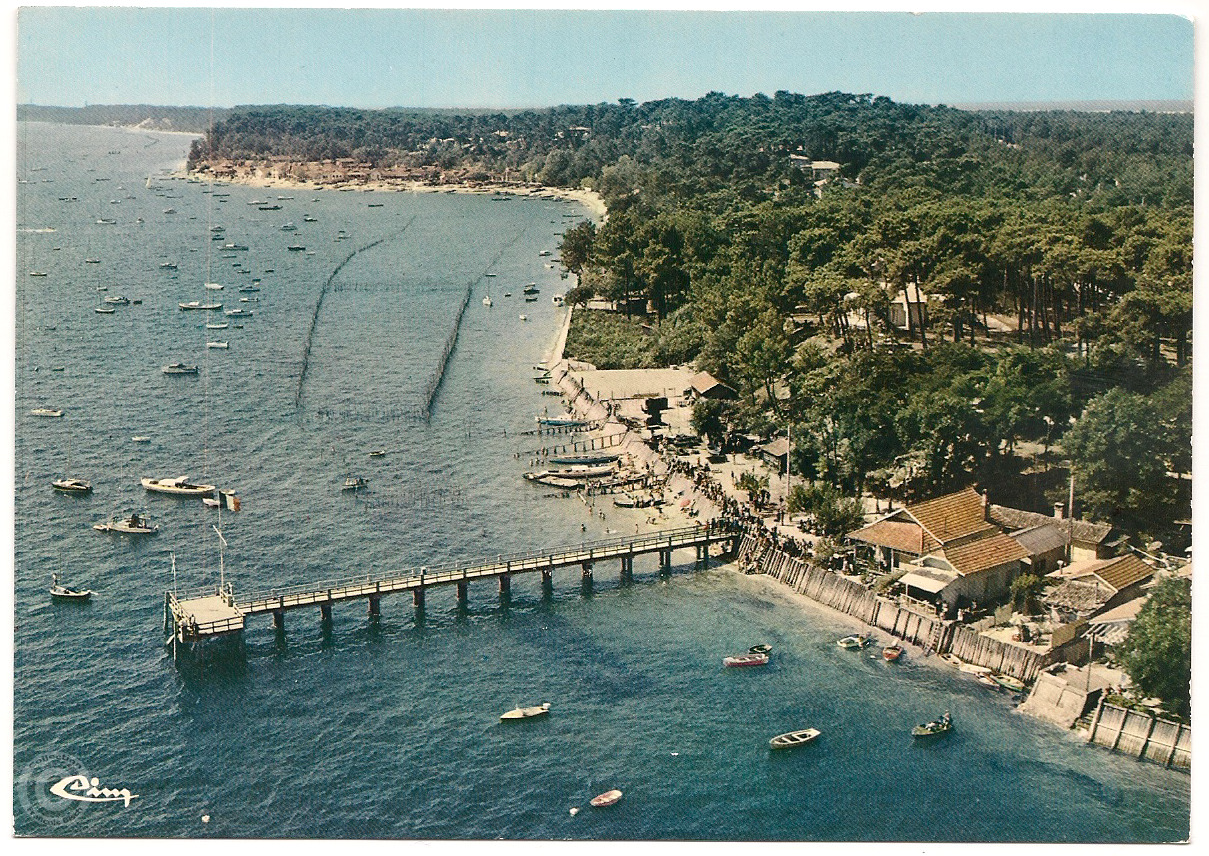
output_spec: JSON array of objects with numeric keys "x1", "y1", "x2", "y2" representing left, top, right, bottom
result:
[
  {"x1": 1086, "y1": 700, "x2": 1191, "y2": 769},
  {"x1": 739, "y1": 534, "x2": 1048, "y2": 681}
]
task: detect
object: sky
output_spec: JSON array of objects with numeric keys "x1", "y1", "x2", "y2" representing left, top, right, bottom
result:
[{"x1": 11, "y1": 3, "x2": 1197, "y2": 110}]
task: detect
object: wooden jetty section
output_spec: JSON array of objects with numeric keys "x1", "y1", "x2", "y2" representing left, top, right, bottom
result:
[{"x1": 165, "y1": 521, "x2": 740, "y2": 654}]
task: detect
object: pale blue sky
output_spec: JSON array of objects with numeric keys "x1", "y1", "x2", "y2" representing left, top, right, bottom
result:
[{"x1": 15, "y1": 7, "x2": 1195, "y2": 109}]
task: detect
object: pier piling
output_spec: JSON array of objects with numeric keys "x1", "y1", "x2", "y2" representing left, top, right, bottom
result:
[
  {"x1": 457, "y1": 579, "x2": 469, "y2": 605},
  {"x1": 413, "y1": 587, "x2": 425, "y2": 609},
  {"x1": 272, "y1": 608, "x2": 285, "y2": 630},
  {"x1": 368, "y1": 595, "x2": 380, "y2": 618},
  {"x1": 320, "y1": 602, "x2": 333, "y2": 622}
]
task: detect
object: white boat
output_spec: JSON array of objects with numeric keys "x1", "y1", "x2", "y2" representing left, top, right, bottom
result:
[
  {"x1": 131, "y1": 436, "x2": 151, "y2": 443},
  {"x1": 52, "y1": 477, "x2": 92, "y2": 494},
  {"x1": 500, "y1": 702, "x2": 550, "y2": 721},
  {"x1": 519, "y1": 314, "x2": 528, "y2": 321},
  {"x1": 224, "y1": 309, "x2": 251, "y2": 317},
  {"x1": 30, "y1": 408, "x2": 63, "y2": 417},
  {"x1": 93, "y1": 512, "x2": 158, "y2": 534},
  {"x1": 50, "y1": 573, "x2": 93, "y2": 601},
  {"x1": 94, "y1": 306, "x2": 115, "y2": 314},
  {"x1": 206, "y1": 341, "x2": 229, "y2": 349},
  {"x1": 590, "y1": 789, "x2": 623, "y2": 808},
  {"x1": 162, "y1": 363, "x2": 199, "y2": 375},
  {"x1": 206, "y1": 322, "x2": 229, "y2": 330},
  {"x1": 483, "y1": 295, "x2": 492, "y2": 307},
  {"x1": 103, "y1": 295, "x2": 130, "y2": 305},
  {"x1": 769, "y1": 728, "x2": 821, "y2": 750},
  {"x1": 205, "y1": 282, "x2": 224, "y2": 290},
  {"x1": 203, "y1": 490, "x2": 241, "y2": 511},
  {"x1": 179, "y1": 301, "x2": 222, "y2": 311},
  {"x1": 141, "y1": 476, "x2": 216, "y2": 498},
  {"x1": 342, "y1": 476, "x2": 367, "y2": 491}
]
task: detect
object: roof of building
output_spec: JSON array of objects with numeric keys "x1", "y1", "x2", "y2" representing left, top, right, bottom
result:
[
  {"x1": 1082, "y1": 554, "x2": 1154, "y2": 593},
  {"x1": 899, "y1": 566, "x2": 958, "y2": 593},
  {"x1": 939, "y1": 531, "x2": 1030, "y2": 576},
  {"x1": 811, "y1": 160, "x2": 841, "y2": 170},
  {"x1": 848, "y1": 518, "x2": 928, "y2": 555},
  {"x1": 1010, "y1": 523, "x2": 1069, "y2": 558},
  {"x1": 908, "y1": 486, "x2": 995, "y2": 550},
  {"x1": 689, "y1": 370, "x2": 737, "y2": 398},
  {"x1": 757, "y1": 437, "x2": 790, "y2": 458},
  {"x1": 892, "y1": 284, "x2": 928, "y2": 307},
  {"x1": 988, "y1": 503, "x2": 1114, "y2": 546},
  {"x1": 1045, "y1": 579, "x2": 1110, "y2": 613}
]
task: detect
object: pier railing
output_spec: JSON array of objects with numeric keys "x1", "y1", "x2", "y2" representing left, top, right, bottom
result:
[{"x1": 234, "y1": 521, "x2": 739, "y2": 612}]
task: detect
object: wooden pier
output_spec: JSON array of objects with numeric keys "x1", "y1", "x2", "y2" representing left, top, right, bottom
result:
[{"x1": 165, "y1": 521, "x2": 740, "y2": 652}]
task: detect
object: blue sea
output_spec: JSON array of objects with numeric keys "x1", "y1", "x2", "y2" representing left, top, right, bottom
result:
[{"x1": 12, "y1": 122, "x2": 1191, "y2": 841}]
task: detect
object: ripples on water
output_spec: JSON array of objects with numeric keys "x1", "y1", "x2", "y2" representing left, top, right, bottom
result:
[{"x1": 13, "y1": 123, "x2": 1189, "y2": 841}]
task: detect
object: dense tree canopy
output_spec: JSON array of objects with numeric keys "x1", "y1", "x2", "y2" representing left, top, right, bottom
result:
[{"x1": 1116, "y1": 577, "x2": 1192, "y2": 718}]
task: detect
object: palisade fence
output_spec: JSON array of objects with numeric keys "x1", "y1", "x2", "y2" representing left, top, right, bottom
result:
[
  {"x1": 736, "y1": 534, "x2": 1051, "y2": 682},
  {"x1": 1085, "y1": 700, "x2": 1191, "y2": 769}
]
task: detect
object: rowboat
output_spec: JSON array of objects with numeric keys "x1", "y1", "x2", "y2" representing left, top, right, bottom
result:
[
  {"x1": 748, "y1": 644, "x2": 773, "y2": 655},
  {"x1": 912, "y1": 711, "x2": 952, "y2": 739},
  {"x1": 883, "y1": 644, "x2": 904, "y2": 661},
  {"x1": 991, "y1": 674, "x2": 1026, "y2": 693},
  {"x1": 500, "y1": 702, "x2": 550, "y2": 721},
  {"x1": 549, "y1": 453, "x2": 620, "y2": 466},
  {"x1": 30, "y1": 408, "x2": 64, "y2": 417},
  {"x1": 837, "y1": 634, "x2": 870, "y2": 650},
  {"x1": 958, "y1": 663, "x2": 993, "y2": 676},
  {"x1": 343, "y1": 476, "x2": 368, "y2": 491},
  {"x1": 590, "y1": 789, "x2": 623, "y2": 808},
  {"x1": 769, "y1": 728, "x2": 820, "y2": 750},
  {"x1": 723, "y1": 651, "x2": 769, "y2": 667}
]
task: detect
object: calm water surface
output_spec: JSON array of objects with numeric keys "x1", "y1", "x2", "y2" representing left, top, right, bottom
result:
[{"x1": 12, "y1": 123, "x2": 1190, "y2": 841}]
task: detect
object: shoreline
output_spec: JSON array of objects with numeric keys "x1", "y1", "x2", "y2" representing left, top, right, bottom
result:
[{"x1": 183, "y1": 166, "x2": 608, "y2": 222}]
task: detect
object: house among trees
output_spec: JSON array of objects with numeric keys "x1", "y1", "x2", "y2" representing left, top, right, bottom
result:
[
  {"x1": 755, "y1": 437, "x2": 790, "y2": 471},
  {"x1": 888, "y1": 284, "x2": 928, "y2": 332},
  {"x1": 988, "y1": 502, "x2": 1120, "y2": 563},
  {"x1": 687, "y1": 371, "x2": 737, "y2": 401}
]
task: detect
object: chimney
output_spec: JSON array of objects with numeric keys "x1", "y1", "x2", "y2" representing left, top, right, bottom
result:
[
  {"x1": 981, "y1": 490, "x2": 989, "y2": 520},
  {"x1": 1054, "y1": 501, "x2": 1065, "y2": 521}
]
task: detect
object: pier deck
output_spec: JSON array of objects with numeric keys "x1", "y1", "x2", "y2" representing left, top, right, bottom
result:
[{"x1": 166, "y1": 521, "x2": 739, "y2": 645}]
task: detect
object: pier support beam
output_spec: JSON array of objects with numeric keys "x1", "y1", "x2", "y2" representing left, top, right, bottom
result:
[
  {"x1": 659, "y1": 549, "x2": 672, "y2": 575},
  {"x1": 499, "y1": 572, "x2": 511, "y2": 602},
  {"x1": 368, "y1": 595, "x2": 380, "y2": 618},
  {"x1": 620, "y1": 555, "x2": 633, "y2": 584},
  {"x1": 272, "y1": 608, "x2": 285, "y2": 630},
  {"x1": 695, "y1": 544, "x2": 708, "y2": 567},
  {"x1": 320, "y1": 602, "x2": 333, "y2": 623},
  {"x1": 582, "y1": 561, "x2": 594, "y2": 582},
  {"x1": 413, "y1": 586, "x2": 425, "y2": 609},
  {"x1": 457, "y1": 579, "x2": 469, "y2": 605}
]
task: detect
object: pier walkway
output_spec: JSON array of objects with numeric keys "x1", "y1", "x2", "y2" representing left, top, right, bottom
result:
[{"x1": 165, "y1": 520, "x2": 741, "y2": 649}]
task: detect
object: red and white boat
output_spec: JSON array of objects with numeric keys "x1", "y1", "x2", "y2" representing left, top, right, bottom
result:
[
  {"x1": 590, "y1": 789, "x2": 623, "y2": 808},
  {"x1": 722, "y1": 651, "x2": 769, "y2": 667},
  {"x1": 883, "y1": 644, "x2": 903, "y2": 661}
]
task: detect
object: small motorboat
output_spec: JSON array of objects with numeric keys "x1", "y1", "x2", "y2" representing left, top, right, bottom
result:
[
  {"x1": 482, "y1": 295, "x2": 493, "y2": 307},
  {"x1": 912, "y1": 711, "x2": 952, "y2": 739},
  {"x1": 206, "y1": 341, "x2": 229, "y2": 349},
  {"x1": 52, "y1": 477, "x2": 92, "y2": 494},
  {"x1": 343, "y1": 476, "x2": 368, "y2": 491},
  {"x1": 206, "y1": 322, "x2": 229, "y2": 330},
  {"x1": 103, "y1": 295, "x2": 130, "y2": 305},
  {"x1": 30, "y1": 408, "x2": 64, "y2": 417},
  {"x1": 131, "y1": 436, "x2": 151, "y2": 443},
  {"x1": 178, "y1": 301, "x2": 222, "y2": 311},
  {"x1": 749, "y1": 644, "x2": 773, "y2": 655},
  {"x1": 500, "y1": 702, "x2": 551, "y2": 721},
  {"x1": 94, "y1": 306, "x2": 116, "y2": 314},
  {"x1": 93, "y1": 512, "x2": 158, "y2": 534},
  {"x1": 162, "y1": 363, "x2": 199, "y2": 375},
  {"x1": 722, "y1": 651, "x2": 769, "y2": 667},
  {"x1": 368, "y1": 450, "x2": 386, "y2": 458},
  {"x1": 837, "y1": 634, "x2": 870, "y2": 650},
  {"x1": 769, "y1": 728, "x2": 821, "y2": 750},
  {"x1": 141, "y1": 476, "x2": 216, "y2": 497},
  {"x1": 883, "y1": 644, "x2": 904, "y2": 662},
  {"x1": 50, "y1": 573, "x2": 92, "y2": 601},
  {"x1": 205, "y1": 282, "x2": 224, "y2": 290},
  {"x1": 590, "y1": 789, "x2": 623, "y2": 808}
]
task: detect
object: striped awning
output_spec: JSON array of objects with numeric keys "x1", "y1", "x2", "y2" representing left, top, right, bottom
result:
[{"x1": 899, "y1": 571, "x2": 952, "y2": 594}]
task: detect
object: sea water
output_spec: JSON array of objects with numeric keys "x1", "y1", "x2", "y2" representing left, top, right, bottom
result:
[{"x1": 12, "y1": 122, "x2": 1190, "y2": 841}]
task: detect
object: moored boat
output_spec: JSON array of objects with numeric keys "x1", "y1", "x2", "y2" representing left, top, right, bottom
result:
[
  {"x1": 141, "y1": 476, "x2": 216, "y2": 497},
  {"x1": 723, "y1": 651, "x2": 769, "y2": 667},
  {"x1": 343, "y1": 476, "x2": 367, "y2": 491},
  {"x1": 883, "y1": 644, "x2": 904, "y2": 661},
  {"x1": 769, "y1": 728, "x2": 820, "y2": 750},
  {"x1": 837, "y1": 634, "x2": 870, "y2": 650},
  {"x1": 52, "y1": 477, "x2": 92, "y2": 494},
  {"x1": 912, "y1": 711, "x2": 952, "y2": 739},
  {"x1": 500, "y1": 702, "x2": 551, "y2": 721},
  {"x1": 30, "y1": 408, "x2": 64, "y2": 417},
  {"x1": 549, "y1": 452, "x2": 622, "y2": 466},
  {"x1": 93, "y1": 512, "x2": 158, "y2": 534},
  {"x1": 749, "y1": 644, "x2": 773, "y2": 655},
  {"x1": 50, "y1": 573, "x2": 92, "y2": 601},
  {"x1": 179, "y1": 301, "x2": 222, "y2": 311},
  {"x1": 206, "y1": 341, "x2": 229, "y2": 349},
  {"x1": 991, "y1": 673, "x2": 1027, "y2": 693},
  {"x1": 162, "y1": 363, "x2": 200, "y2": 374},
  {"x1": 590, "y1": 789, "x2": 623, "y2": 808}
]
